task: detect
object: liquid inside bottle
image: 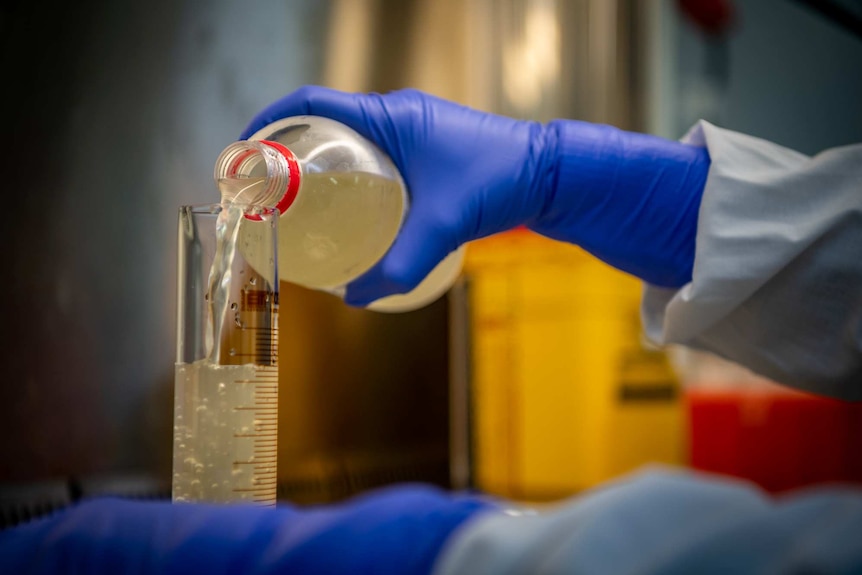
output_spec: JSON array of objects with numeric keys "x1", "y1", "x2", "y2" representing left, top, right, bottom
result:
[
  {"x1": 218, "y1": 115, "x2": 465, "y2": 312},
  {"x1": 220, "y1": 172, "x2": 403, "y2": 290}
]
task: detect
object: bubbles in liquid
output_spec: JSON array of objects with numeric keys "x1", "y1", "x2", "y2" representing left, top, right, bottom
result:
[
  {"x1": 230, "y1": 302, "x2": 238, "y2": 311},
  {"x1": 249, "y1": 277, "x2": 257, "y2": 286},
  {"x1": 229, "y1": 348, "x2": 236, "y2": 356}
]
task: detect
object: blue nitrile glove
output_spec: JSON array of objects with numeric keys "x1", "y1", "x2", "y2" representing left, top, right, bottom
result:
[
  {"x1": 242, "y1": 87, "x2": 710, "y2": 306},
  {"x1": 0, "y1": 484, "x2": 494, "y2": 575}
]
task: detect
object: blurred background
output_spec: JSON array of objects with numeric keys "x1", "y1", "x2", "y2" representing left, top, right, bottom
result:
[{"x1": 2, "y1": 0, "x2": 862, "y2": 525}]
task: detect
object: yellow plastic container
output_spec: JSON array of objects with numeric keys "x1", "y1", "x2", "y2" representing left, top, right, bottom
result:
[{"x1": 465, "y1": 231, "x2": 683, "y2": 501}]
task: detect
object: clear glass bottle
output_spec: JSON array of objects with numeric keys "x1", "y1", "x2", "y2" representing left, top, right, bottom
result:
[{"x1": 214, "y1": 115, "x2": 464, "y2": 312}]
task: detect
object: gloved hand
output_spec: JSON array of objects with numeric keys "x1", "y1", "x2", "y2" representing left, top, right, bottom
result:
[
  {"x1": 0, "y1": 484, "x2": 493, "y2": 575},
  {"x1": 242, "y1": 87, "x2": 710, "y2": 305}
]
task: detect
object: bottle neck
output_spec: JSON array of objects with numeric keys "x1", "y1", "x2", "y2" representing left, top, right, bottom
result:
[{"x1": 214, "y1": 140, "x2": 300, "y2": 214}]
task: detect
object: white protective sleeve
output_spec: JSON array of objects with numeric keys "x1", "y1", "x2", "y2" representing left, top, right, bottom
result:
[
  {"x1": 433, "y1": 467, "x2": 862, "y2": 575},
  {"x1": 642, "y1": 122, "x2": 862, "y2": 400}
]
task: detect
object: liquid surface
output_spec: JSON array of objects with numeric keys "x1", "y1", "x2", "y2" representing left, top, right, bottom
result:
[{"x1": 173, "y1": 362, "x2": 277, "y2": 505}]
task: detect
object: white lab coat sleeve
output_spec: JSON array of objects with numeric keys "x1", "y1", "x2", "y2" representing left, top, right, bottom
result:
[
  {"x1": 432, "y1": 468, "x2": 862, "y2": 575},
  {"x1": 433, "y1": 468, "x2": 862, "y2": 575},
  {"x1": 641, "y1": 122, "x2": 862, "y2": 400}
]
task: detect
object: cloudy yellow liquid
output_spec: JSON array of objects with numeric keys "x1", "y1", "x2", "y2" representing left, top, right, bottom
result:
[
  {"x1": 222, "y1": 170, "x2": 464, "y2": 311},
  {"x1": 222, "y1": 172, "x2": 404, "y2": 289},
  {"x1": 173, "y1": 362, "x2": 278, "y2": 505}
]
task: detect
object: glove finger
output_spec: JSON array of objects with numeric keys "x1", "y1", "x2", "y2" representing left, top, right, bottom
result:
[
  {"x1": 344, "y1": 211, "x2": 457, "y2": 307},
  {"x1": 240, "y1": 85, "x2": 384, "y2": 142}
]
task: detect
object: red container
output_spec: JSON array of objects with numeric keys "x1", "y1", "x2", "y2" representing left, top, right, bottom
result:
[{"x1": 686, "y1": 388, "x2": 862, "y2": 493}]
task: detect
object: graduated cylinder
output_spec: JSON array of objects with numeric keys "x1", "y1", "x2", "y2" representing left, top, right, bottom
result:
[{"x1": 173, "y1": 203, "x2": 279, "y2": 506}]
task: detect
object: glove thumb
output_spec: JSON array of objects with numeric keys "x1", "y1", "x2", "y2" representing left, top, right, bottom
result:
[{"x1": 344, "y1": 209, "x2": 458, "y2": 307}]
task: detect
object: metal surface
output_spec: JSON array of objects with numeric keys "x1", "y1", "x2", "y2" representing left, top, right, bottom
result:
[
  {"x1": 275, "y1": 282, "x2": 451, "y2": 503},
  {"x1": 0, "y1": 0, "x2": 328, "y2": 483}
]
